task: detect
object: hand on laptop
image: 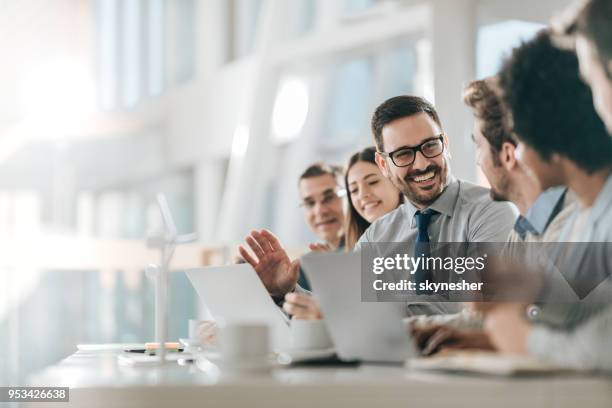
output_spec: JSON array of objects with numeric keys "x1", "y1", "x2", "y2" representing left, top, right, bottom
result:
[
  {"x1": 239, "y1": 229, "x2": 300, "y2": 297},
  {"x1": 482, "y1": 303, "x2": 530, "y2": 355},
  {"x1": 411, "y1": 324, "x2": 494, "y2": 356},
  {"x1": 283, "y1": 292, "x2": 323, "y2": 319}
]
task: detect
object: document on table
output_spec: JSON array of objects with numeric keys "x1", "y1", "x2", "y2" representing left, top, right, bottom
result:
[{"x1": 407, "y1": 351, "x2": 578, "y2": 376}]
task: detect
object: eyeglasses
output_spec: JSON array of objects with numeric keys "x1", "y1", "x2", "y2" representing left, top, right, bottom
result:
[
  {"x1": 299, "y1": 189, "x2": 346, "y2": 210},
  {"x1": 378, "y1": 135, "x2": 445, "y2": 167}
]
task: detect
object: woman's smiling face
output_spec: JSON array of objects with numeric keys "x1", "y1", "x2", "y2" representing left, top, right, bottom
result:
[{"x1": 347, "y1": 161, "x2": 401, "y2": 223}]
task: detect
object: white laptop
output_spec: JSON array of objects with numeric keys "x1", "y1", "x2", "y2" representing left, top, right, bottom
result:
[
  {"x1": 301, "y1": 251, "x2": 416, "y2": 363},
  {"x1": 185, "y1": 264, "x2": 291, "y2": 351}
]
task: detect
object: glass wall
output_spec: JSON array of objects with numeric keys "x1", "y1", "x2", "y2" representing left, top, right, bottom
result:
[
  {"x1": 320, "y1": 40, "x2": 418, "y2": 163},
  {"x1": 1, "y1": 0, "x2": 199, "y2": 384},
  {"x1": 476, "y1": 20, "x2": 545, "y2": 78}
]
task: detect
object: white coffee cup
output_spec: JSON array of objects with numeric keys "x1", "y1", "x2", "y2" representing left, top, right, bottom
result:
[
  {"x1": 290, "y1": 319, "x2": 333, "y2": 350},
  {"x1": 217, "y1": 322, "x2": 271, "y2": 374}
]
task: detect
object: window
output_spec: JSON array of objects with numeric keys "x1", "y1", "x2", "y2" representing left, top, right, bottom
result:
[
  {"x1": 324, "y1": 57, "x2": 373, "y2": 148},
  {"x1": 96, "y1": 0, "x2": 197, "y2": 108},
  {"x1": 296, "y1": 0, "x2": 316, "y2": 36},
  {"x1": 477, "y1": 20, "x2": 545, "y2": 78},
  {"x1": 321, "y1": 40, "x2": 417, "y2": 150},
  {"x1": 174, "y1": 0, "x2": 196, "y2": 84},
  {"x1": 122, "y1": 0, "x2": 142, "y2": 108},
  {"x1": 97, "y1": 0, "x2": 119, "y2": 110},
  {"x1": 147, "y1": 0, "x2": 165, "y2": 96},
  {"x1": 375, "y1": 44, "x2": 416, "y2": 101},
  {"x1": 231, "y1": 0, "x2": 264, "y2": 58},
  {"x1": 345, "y1": 0, "x2": 379, "y2": 14}
]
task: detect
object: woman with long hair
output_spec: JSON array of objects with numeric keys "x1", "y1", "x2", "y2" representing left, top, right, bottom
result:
[{"x1": 343, "y1": 146, "x2": 403, "y2": 249}]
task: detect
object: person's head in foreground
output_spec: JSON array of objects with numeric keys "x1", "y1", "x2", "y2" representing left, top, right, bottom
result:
[
  {"x1": 465, "y1": 29, "x2": 612, "y2": 358},
  {"x1": 344, "y1": 146, "x2": 403, "y2": 249},
  {"x1": 298, "y1": 162, "x2": 345, "y2": 248},
  {"x1": 554, "y1": 0, "x2": 612, "y2": 134},
  {"x1": 371, "y1": 96, "x2": 451, "y2": 209},
  {"x1": 498, "y1": 29, "x2": 612, "y2": 205},
  {"x1": 463, "y1": 77, "x2": 542, "y2": 214},
  {"x1": 413, "y1": 30, "x2": 612, "y2": 361}
]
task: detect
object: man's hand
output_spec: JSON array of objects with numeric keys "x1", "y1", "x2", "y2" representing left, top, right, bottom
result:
[
  {"x1": 283, "y1": 293, "x2": 323, "y2": 320},
  {"x1": 238, "y1": 229, "x2": 300, "y2": 297},
  {"x1": 482, "y1": 303, "x2": 531, "y2": 354},
  {"x1": 411, "y1": 324, "x2": 494, "y2": 356}
]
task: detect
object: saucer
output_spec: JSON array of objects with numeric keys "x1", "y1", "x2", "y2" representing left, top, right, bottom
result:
[{"x1": 277, "y1": 347, "x2": 336, "y2": 364}]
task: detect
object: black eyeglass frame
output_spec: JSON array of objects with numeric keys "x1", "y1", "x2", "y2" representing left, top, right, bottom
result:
[{"x1": 378, "y1": 134, "x2": 445, "y2": 167}]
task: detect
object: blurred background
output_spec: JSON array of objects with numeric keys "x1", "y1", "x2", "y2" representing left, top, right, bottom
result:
[{"x1": 0, "y1": 0, "x2": 570, "y2": 384}]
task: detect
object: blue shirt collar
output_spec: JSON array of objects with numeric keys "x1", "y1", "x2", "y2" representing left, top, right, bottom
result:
[{"x1": 523, "y1": 186, "x2": 567, "y2": 236}]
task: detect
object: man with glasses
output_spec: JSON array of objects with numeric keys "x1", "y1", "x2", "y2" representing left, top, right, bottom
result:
[
  {"x1": 294, "y1": 163, "x2": 346, "y2": 291},
  {"x1": 239, "y1": 162, "x2": 345, "y2": 296},
  {"x1": 352, "y1": 95, "x2": 517, "y2": 315},
  {"x1": 296, "y1": 163, "x2": 346, "y2": 252}
]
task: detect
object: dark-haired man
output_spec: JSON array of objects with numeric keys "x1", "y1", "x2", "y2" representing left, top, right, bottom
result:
[
  {"x1": 356, "y1": 96, "x2": 517, "y2": 247},
  {"x1": 553, "y1": 0, "x2": 612, "y2": 134},
  {"x1": 463, "y1": 78, "x2": 574, "y2": 244},
  {"x1": 480, "y1": 30, "x2": 612, "y2": 370},
  {"x1": 355, "y1": 95, "x2": 517, "y2": 315}
]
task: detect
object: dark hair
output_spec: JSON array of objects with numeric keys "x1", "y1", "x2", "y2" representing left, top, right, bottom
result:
[
  {"x1": 298, "y1": 162, "x2": 343, "y2": 186},
  {"x1": 562, "y1": 0, "x2": 612, "y2": 77},
  {"x1": 463, "y1": 78, "x2": 516, "y2": 165},
  {"x1": 498, "y1": 30, "x2": 612, "y2": 173},
  {"x1": 371, "y1": 96, "x2": 443, "y2": 151},
  {"x1": 343, "y1": 146, "x2": 403, "y2": 250}
]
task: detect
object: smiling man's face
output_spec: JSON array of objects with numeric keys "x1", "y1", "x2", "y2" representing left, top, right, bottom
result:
[
  {"x1": 375, "y1": 112, "x2": 451, "y2": 208},
  {"x1": 298, "y1": 174, "x2": 344, "y2": 244}
]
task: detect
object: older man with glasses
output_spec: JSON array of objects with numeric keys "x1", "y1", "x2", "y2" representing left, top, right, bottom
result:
[{"x1": 296, "y1": 163, "x2": 346, "y2": 252}]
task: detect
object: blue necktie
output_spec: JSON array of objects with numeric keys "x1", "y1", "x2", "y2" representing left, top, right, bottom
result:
[
  {"x1": 414, "y1": 209, "x2": 437, "y2": 294},
  {"x1": 513, "y1": 215, "x2": 538, "y2": 240}
]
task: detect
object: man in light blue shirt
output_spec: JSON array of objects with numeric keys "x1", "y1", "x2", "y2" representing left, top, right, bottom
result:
[{"x1": 481, "y1": 30, "x2": 612, "y2": 371}]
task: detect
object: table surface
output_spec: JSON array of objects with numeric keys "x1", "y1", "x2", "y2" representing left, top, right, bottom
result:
[{"x1": 26, "y1": 344, "x2": 612, "y2": 408}]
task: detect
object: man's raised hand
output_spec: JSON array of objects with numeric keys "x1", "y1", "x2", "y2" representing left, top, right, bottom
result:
[{"x1": 238, "y1": 229, "x2": 300, "y2": 297}]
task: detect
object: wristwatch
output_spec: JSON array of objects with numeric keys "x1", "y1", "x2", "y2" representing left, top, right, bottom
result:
[{"x1": 525, "y1": 304, "x2": 541, "y2": 321}]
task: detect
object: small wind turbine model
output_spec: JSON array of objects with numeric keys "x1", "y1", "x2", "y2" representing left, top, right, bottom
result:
[{"x1": 145, "y1": 193, "x2": 197, "y2": 363}]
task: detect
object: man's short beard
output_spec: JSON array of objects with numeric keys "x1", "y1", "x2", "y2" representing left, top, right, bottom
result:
[
  {"x1": 393, "y1": 160, "x2": 450, "y2": 207},
  {"x1": 489, "y1": 188, "x2": 509, "y2": 202},
  {"x1": 489, "y1": 166, "x2": 511, "y2": 202}
]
